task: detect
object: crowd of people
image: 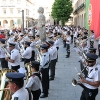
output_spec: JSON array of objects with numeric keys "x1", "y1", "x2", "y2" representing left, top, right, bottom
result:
[{"x1": 0, "y1": 25, "x2": 100, "y2": 100}]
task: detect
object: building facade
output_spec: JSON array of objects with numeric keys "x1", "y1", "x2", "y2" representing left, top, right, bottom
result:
[
  {"x1": 73, "y1": 0, "x2": 86, "y2": 27},
  {"x1": 0, "y1": 0, "x2": 34, "y2": 29}
]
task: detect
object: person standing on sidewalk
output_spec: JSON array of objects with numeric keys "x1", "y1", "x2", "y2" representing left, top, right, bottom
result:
[
  {"x1": 66, "y1": 31, "x2": 71, "y2": 58},
  {"x1": 48, "y1": 41, "x2": 57, "y2": 80},
  {"x1": 39, "y1": 44, "x2": 50, "y2": 98}
]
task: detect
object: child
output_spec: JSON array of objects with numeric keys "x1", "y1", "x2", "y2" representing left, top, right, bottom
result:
[{"x1": 26, "y1": 61, "x2": 41, "y2": 100}]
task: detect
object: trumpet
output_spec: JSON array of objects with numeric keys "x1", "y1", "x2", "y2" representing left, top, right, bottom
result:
[{"x1": 72, "y1": 67, "x2": 86, "y2": 87}]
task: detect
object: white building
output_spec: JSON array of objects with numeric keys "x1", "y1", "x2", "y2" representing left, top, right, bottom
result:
[{"x1": 0, "y1": 0, "x2": 34, "y2": 29}]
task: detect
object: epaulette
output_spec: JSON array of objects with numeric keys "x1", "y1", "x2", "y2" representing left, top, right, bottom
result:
[
  {"x1": 95, "y1": 67, "x2": 98, "y2": 71},
  {"x1": 44, "y1": 55, "x2": 46, "y2": 57},
  {"x1": 11, "y1": 51, "x2": 14, "y2": 53},
  {"x1": 14, "y1": 97, "x2": 18, "y2": 100}
]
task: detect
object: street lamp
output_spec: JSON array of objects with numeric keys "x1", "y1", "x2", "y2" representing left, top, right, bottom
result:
[{"x1": 21, "y1": 10, "x2": 24, "y2": 33}]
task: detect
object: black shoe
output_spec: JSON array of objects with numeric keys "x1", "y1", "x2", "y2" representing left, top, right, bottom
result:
[
  {"x1": 40, "y1": 94, "x2": 48, "y2": 98},
  {"x1": 49, "y1": 78, "x2": 54, "y2": 81},
  {"x1": 66, "y1": 56, "x2": 69, "y2": 58}
]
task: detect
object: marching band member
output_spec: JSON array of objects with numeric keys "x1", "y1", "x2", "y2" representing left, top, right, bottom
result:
[
  {"x1": 30, "y1": 36, "x2": 36, "y2": 61},
  {"x1": 89, "y1": 30, "x2": 95, "y2": 48},
  {"x1": 6, "y1": 72, "x2": 30, "y2": 100},
  {"x1": 0, "y1": 39, "x2": 8, "y2": 69},
  {"x1": 89, "y1": 48, "x2": 97, "y2": 54},
  {"x1": 66, "y1": 31, "x2": 71, "y2": 58},
  {"x1": 39, "y1": 44, "x2": 50, "y2": 98},
  {"x1": 26, "y1": 61, "x2": 41, "y2": 100},
  {"x1": 5, "y1": 42, "x2": 20, "y2": 71},
  {"x1": 54, "y1": 33, "x2": 60, "y2": 61},
  {"x1": 48, "y1": 41, "x2": 57, "y2": 81},
  {"x1": 22, "y1": 41, "x2": 32, "y2": 64},
  {"x1": 80, "y1": 53, "x2": 100, "y2": 100}
]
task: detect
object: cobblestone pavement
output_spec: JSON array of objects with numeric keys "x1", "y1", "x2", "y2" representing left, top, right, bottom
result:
[{"x1": 39, "y1": 39, "x2": 100, "y2": 100}]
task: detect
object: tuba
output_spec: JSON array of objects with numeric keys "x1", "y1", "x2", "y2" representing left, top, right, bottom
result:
[
  {"x1": 24, "y1": 63, "x2": 32, "y2": 82},
  {"x1": 0, "y1": 69, "x2": 15, "y2": 100}
]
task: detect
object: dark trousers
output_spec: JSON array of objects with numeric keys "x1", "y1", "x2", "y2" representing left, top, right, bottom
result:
[
  {"x1": 50, "y1": 59, "x2": 57, "y2": 79},
  {"x1": 98, "y1": 44, "x2": 100, "y2": 57},
  {"x1": 63, "y1": 40, "x2": 66, "y2": 47},
  {"x1": 71, "y1": 35, "x2": 73, "y2": 43},
  {"x1": 0, "y1": 58, "x2": 8, "y2": 68},
  {"x1": 90, "y1": 41, "x2": 94, "y2": 48},
  {"x1": 80, "y1": 87, "x2": 98, "y2": 100},
  {"x1": 41, "y1": 68, "x2": 49, "y2": 96},
  {"x1": 66, "y1": 44, "x2": 70, "y2": 57},
  {"x1": 30, "y1": 51, "x2": 35, "y2": 61},
  {"x1": 74, "y1": 37, "x2": 77, "y2": 47},
  {"x1": 11, "y1": 65, "x2": 20, "y2": 71},
  {"x1": 56, "y1": 47, "x2": 59, "y2": 62},
  {"x1": 24, "y1": 58, "x2": 30, "y2": 64},
  {"x1": 31, "y1": 89, "x2": 41, "y2": 100}
]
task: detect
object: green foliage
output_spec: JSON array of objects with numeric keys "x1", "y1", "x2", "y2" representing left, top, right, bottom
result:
[{"x1": 51, "y1": 0, "x2": 73, "y2": 26}]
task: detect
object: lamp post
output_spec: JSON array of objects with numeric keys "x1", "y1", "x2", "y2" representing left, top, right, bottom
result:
[{"x1": 22, "y1": 10, "x2": 24, "y2": 33}]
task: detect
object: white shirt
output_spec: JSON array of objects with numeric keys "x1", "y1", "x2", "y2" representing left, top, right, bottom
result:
[
  {"x1": 90, "y1": 34, "x2": 95, "y2": 41},
  {"x1": 66, "y1": 36, "x2": 71, "y2": 44},
  {"x1": 48, "y1": 46, "x2": 57, "y2": 60},
  {"x1": 36, "y1": 39, "x2": 41, "y2": 46},
  {"x1": 0, "y1": 47, "x2": 5, "y2": 58},
  {"x1": 26, "y1": 73, "x2": 41, "y2": 91},
  {"x1": 10, "y1": 48, "x2": 20, "y2": 66},
  {"x1": 30, "y1": 41, "x2": 36, "y2": 50},
  {"x1": 74, "y1": 32, "x2": 77, "y2": 38},
  {"x1": 54, "y1": 38, "x2": 60, "y2": 47},
  {"x1": 98, "y1": 39, "x2": 100, "y2": 44},
  {"x1": 83, "y1": 63, "x2": 100, "y2": 89},
  {"x1": 22, "y1": 47, "x2": 32, "y2": 59},
  {"x1": 11, "y1": 87, "x2": 29, "y2": 100},
  {"x1": 40, "y1": 52, "x2": 50, "y2": 69}
]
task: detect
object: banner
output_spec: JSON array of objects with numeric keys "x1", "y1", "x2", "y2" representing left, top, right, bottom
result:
[
  {"x1": 90, "y1": 0, "x2": 100, "y2": 38},
  {"x1": 85, "y1": 0, "x2": 90, "y2": 30}
]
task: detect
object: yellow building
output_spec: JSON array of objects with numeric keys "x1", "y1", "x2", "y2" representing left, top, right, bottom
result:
[{"x1": 73, "y1": 0, "x2": 86, "y2": 27}]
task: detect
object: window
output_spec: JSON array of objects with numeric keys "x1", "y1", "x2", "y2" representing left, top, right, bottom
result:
[
  {"x1": 10, "y1": 9, "x2": 13, "y2": 14},
  {"x1": 2, "y1": 0, "x2": 6, "y2": 4},
  {"x1": 3, "y1": 9, "x2": 6, "y2": 14},
  {"x1": 17, "y1": 9, "x2": 20, "y2": 14},
  {"x1": 17, "y1": 0, "x2": 21, "y2": 4},
  {"x1": 26, "y1": 9, "x2": 29, "y2": 15},
  {"x1": 10, "y1": 0, "x2": 13, "y2": 4}
]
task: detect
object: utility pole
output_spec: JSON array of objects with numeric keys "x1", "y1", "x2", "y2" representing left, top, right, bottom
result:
[{"x1": 22, "y1": 10, "x2": 24, "y2": 33}]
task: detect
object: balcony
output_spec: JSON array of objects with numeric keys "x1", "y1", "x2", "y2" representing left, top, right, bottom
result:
[{"x1": 73, "y1": 3, "x2": 85, "y2": 15}]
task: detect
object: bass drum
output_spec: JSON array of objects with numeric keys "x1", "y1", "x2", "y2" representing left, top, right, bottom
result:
[{"x1": 0, "y1": 69, "x2": 15, "y2": 100}]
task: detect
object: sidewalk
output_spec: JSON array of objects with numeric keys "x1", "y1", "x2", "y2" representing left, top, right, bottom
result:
[{"x1": 40, "y1": 39, "x2": 100, "y2": 100}]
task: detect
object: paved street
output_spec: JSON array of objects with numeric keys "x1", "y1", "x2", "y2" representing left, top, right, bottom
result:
[
  {"x1": 0, "y1": 38, "x2": 100, "y2": 100},
  {"x1": 40, "y1": 39, "x2": 100, "y2": 100}
]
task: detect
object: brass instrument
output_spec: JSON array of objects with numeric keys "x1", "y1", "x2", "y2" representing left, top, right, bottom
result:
[
  {"x1": 36, "y1": 49, "x2": 42, "y2": 62},
  {"x1": 0, "y1": 69, "x2": 15, "y2": 100},
  {"x1": 72, "y1": 67, "x2": 86, "y2": 87},
  {"x1": 3, "y1": 47, "x2": 11, "y2": 58},
  {"x1": 25, "y1": 63, "x2": 32, "y2": 83}
]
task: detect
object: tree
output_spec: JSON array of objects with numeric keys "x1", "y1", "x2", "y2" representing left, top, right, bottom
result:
[{"x1": 51, "y1": 0, "x2": 73, "y2": 26}]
